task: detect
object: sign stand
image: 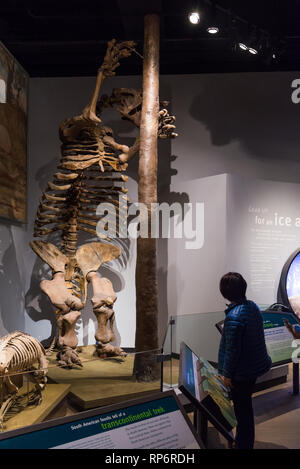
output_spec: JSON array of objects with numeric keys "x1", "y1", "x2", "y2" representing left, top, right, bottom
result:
[
  {"x1": 292, "y1": 361, "x2": 299, "y2": 395},
  {"x1": 193, "y1": 407, "x2": 208, "y2": 445}
]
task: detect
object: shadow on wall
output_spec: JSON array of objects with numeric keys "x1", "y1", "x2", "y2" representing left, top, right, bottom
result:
[
  {"x1": 189, "y1": 74, "x2": 300, "y2": 163},
  {"x1": 25, "y1": 256, "x2": 56, "y2": 348},
  {"x1": 35, "y1": 155, "x2": 60, "y2": 193},
  {"x1": 110, "y1": 108, "x2": 191, "y2": 344},
  {"x1": 0, "y1": 238, "x2": 25, "y2": 334},
  {"x1": 113, "y1": 132, "x2": 190, "y2": 344}
]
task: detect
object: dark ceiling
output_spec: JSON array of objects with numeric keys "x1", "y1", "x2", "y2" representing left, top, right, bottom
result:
[{"x1": 0, "y1": 0, "x2": 300, "y2": 77}]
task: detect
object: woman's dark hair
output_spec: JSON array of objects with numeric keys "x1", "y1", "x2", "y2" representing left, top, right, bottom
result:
[{"x1": 219, "y1": 272, "x2": 247, "y2": 303}]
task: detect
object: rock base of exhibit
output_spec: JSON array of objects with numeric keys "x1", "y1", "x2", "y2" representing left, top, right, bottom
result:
[{"x1": 46, "y1": 345, "x2": 161, "y2": 410}]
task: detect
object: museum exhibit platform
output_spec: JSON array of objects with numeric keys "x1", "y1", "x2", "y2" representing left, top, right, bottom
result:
[
  {"x1": 1, "y1": 380, "x2": 70, "y2": 433},
  {"x1": 46, "y1": 346, "x2": 162, "y2": 410}
]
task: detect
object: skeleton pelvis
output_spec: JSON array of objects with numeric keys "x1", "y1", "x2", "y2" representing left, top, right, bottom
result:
[{"x1": 30, "y1": 240, "x2": 121, "y2": 279}]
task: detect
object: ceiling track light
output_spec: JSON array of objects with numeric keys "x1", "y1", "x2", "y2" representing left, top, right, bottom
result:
[
  {"x1": 248, "y1": 47, "x2": 258, "y2": 55},
  {"x1": 247, "y1": 26, "x2": 260, "y2": 55},
  {"x1": 188, "y1": 2, "x2": 201, "y2": 26},
  {"x1": 186, "y1": 3, "x2": 287, "y2": 64},
  {"x1": 207, "y1": 26, "x2": 219, "y2": 34},
  {"x1": 238, "y1": 42, "x2": 248, "y2": 51},
  {"x1": 207, "y1": 1, "x2": 219, "y2": 34},
  {"x1": 260, "y1": 35, "x2": 277, "y2": 65}
]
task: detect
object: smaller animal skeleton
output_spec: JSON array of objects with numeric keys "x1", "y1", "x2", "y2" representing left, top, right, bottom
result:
[{"x1": 0, "y1": 331, "x2": 48, "y2": 430}]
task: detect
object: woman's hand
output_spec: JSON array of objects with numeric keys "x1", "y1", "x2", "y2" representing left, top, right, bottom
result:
[{"x1": 221, "y1": 376, "x2": 232, "y2": 389}]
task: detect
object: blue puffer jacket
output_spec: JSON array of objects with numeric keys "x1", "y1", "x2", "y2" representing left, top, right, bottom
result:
[{"x1": 218, "y1": 300, "x2": 272, "y2": 381}]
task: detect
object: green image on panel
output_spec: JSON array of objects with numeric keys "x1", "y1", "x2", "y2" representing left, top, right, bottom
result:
[
  {"x1": 198, "y1": 357, "x2": 237, "y2": 429},
  {"x1": 262, "y1": 312, "x2": 299, "y2": 364}
]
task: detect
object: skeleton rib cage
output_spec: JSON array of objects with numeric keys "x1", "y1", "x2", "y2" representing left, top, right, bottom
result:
[
  {"x1": 34, "y1": 120, "x2": 129, "y2": 258},
  {"x1": 0, "y1": 332, "x2": 46, "y2": 374}
]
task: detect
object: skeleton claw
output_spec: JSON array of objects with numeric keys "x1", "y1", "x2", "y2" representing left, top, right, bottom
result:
[
  {"x1": 94, "y1": 343, "x2": 127, "y2": 359},
  {"x1": 57, "y1": 346, "x2": 83, "y2": 368}
]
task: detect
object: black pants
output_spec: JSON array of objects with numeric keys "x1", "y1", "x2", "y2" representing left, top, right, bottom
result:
[{"x1": 230, "y1": 379, "x2": 256, "y2": 449}]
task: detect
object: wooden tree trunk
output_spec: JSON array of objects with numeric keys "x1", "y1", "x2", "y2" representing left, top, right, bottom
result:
[{"x1": 134, "y1": 13, "x2": 161, "y2": 382}]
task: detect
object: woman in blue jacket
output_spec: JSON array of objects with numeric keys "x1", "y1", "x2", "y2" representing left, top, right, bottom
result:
[{"x1": 218, "y1": 272, "x2": 272, "y2": 449}]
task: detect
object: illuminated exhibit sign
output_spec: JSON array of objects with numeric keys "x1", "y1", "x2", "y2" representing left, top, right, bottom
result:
[
  {"x1": 286, "y1": 252, "x2": 300, "y2": 299},
  {"x1": 178, "y1": 342, "x2": 236, "y2": 438},
  {"x1": 0, "y1": 391, "x2": 202, "y2": 450},
  {"x1": 216, "y1": 308, "x2": 300, "y2": 366},
  {"x1": 262, "y1": 310, "x2": 300, "y2": 365},
  {"x1": 278, "y1": 249, "x2": 300, "y2": 316}
]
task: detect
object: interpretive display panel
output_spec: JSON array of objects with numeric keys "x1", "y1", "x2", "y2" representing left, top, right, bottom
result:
[
  {"x1": 178, "y1": 342, "x2": 236, "y2": 441},
  {"x1": 278, "y1": 249, "x2": 300, "y2": 316},
  {"x1": 215, "y1": 307, "x2": 300, "y2": 366},
  {"x1": 0, "y1": 391, "x2": 202, "y2": 449},
  {"x1": 262, "y1": 309, "x2": 300, "y2": 365}
]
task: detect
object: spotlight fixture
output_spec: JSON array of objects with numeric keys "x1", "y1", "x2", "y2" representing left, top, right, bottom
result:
[
  {"x1": 247, "y1": 26, "x2": 260, "y2": 55},
  {"x1": 238, "y1": 42, "x2": 248, "y2": 51},
  {"x1": 189, "y1": 11, "x2": 200, "y2": 24},
  {"x1": 207, "y1": 26, "x2": 219, "y2": 34},
  {"x1": 206, "y1": 1, "x2": 219, "y2": 35},
  {"x1": 248, "y1": 46, "x2": 258, "y2": 55},
  {"x1": 262, "y1": 36, "x2": 278, "y2": 65}
]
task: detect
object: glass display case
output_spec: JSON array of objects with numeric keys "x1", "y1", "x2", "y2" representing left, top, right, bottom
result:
[
  {"x1": 0, "y1": 347, "x2": 163, "y2": 435},
  {"x1": 162, "y1": 308, "x2": 291, "y2": 392},
  {"x1": 162, "y1": 311, "x2": 225, "y2": 389}
]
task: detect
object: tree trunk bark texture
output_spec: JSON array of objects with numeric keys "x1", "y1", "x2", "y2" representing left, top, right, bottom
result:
[{"x1": 134, "y1": 13, "x2": 161, "y2": 382}]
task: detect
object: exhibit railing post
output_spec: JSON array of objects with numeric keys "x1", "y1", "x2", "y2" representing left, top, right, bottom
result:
[
  {"x1": 170, "y1": 316, "x2": 173, "y2": 387},
  {"x1": 292, "y1": 362, "x2": 299, "y2": 395}
]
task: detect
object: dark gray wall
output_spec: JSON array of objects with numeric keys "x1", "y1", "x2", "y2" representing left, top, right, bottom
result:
[{"x1": 171, "y1": 72, "x2": 300, "y2": 185}]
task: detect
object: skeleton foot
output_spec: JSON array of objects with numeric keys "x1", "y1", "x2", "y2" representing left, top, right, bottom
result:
[
  {"x1": 95, "y1": 343, "x2": 127, "y2": 359},
  {"x1": 27, "y1": 387, "x2": 43, "y2": 406},
  {"x1": 33, "y1": 369, "x2": 47, "y2": 389},
  {"x1": 0, "y1": 396, "x2": 15, "y2": 431},
  {"x1": 57, "y1": 346, "x2": 83, "y2": 368}
]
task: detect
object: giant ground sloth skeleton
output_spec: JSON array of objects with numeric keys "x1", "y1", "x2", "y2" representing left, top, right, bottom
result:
[{"x1": 30, "y1": 39, "x2": 177, "y2": 368}]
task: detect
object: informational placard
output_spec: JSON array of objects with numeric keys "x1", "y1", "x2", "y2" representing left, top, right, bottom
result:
[
  {"x1": 179, "y1": 342, "x2": 236, "y2": 436},
  {"x1": 263, "y1": 310, "x2": 300, "y2": 365},
  {"x1": 0, "y1": 392, "x2": 201, "y2": 450},
  {"x1": 226, "y1": 176, "x2": 300, "y2": 307},
  {"x1": 215, "y1": 309, "x2": 300, "y2": 366}
]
